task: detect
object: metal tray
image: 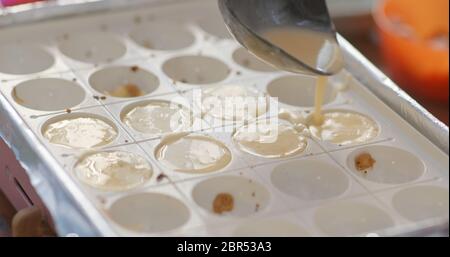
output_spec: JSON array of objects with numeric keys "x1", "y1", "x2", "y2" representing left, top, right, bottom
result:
[{"x1": 0, "y1": 0, "x2": 448, "y2": 236}]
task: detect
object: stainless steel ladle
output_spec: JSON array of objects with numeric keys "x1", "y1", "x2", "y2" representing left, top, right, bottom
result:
[{"x1": 218, "y1": 0, "x2": 343, "y2": 76}]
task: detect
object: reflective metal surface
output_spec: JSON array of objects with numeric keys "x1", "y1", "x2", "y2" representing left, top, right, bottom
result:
[
  {"x1": 0, "y1": 0, "x2": 448, "y2": 237},
  {"x1": 218, "y1": 0, "x2": 343, "y2": 75}
]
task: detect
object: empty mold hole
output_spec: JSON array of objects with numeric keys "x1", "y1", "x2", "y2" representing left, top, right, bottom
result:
[
  {"x1": 347, "y1": 145, "x2": 425, "y2": 184},
  {"x1": 130, "y1": 21, "x2": 195, "y2": 50},
  {"x1": 233, "y1": 219, "x2": 310, "y2": 237},
  {"x1": 201, "y1": 84, "x2": 268, "y2": 121},
  {"x1": 392, "y1": 185, "x2": 449, "y2": 222},
  {"x1": 108, "y1": 193, "x2": 190, "y2": 234},
  {"x1": 121, "y1": 100, "x2": 193, "y2": 136},
  {"x1": 232, "y1": 120, "x2": 308, "y2": 158},
  {"x1": 0, "y1": 45, "x2": 54, "y2": 75},
  {"x1": 42, "y1": 113, "x2": 118, "y2": 149},
  {"x1": 314, "y1": 202, "x2": 394, "y2": 236},
  {"x1": 192, "y1": 175, "x2": 270, "y2": 216},
  {"x1": 12, "y1": 78, "x2": 85, "y2": 111},
  {"x1": 155, "y1": 133, "x2": 231, "y2": 174},
  {"x1": 89, "y1": 66, "x2": 159, "y2": 98},
  {"x1": 232, "y1": 47, "x2": 277, "y2": 72},
  {"x1": 267, "y1": 75, "x2": 335, "y2": 107},
  {"x1": 74, "y1": 151, "x2": 153, "y2": 191},
  {"x1": 162, "y1": 55, "x2": 230, "y2": 85},
  {"x1": 58, "y1": 33, "x2": 126, "y2": 63},
  {"x1": 271, "y1": 160, "x2": 349, "y2": 201},
  {"x1": 196, "y1": 8, "x2": 232, "y2": 39},
  {"x1": 308, "y1": 110, "x2": 379, "y2": 146}
]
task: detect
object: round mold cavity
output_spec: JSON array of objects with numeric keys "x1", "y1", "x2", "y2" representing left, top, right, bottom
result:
[
  {"x1": 202, "y1": 84, "x2": 268, "y2": 121},
  {"x1": 121, "y1": 100, "x2": 193, "y2": 136},
  {"x1": 232, "y1": 47, "x2": 277, "y2": 72},
  {"x1": 232, "y1": 120, "x2": 308, "y2": 159},
  {"x1": 89, "y1": 66, "x2": 159, "y2": 98},
  {"x1": 154, "y1": 133, "x2": 232, "y2": 174},
  {"x1": 108, "y1": 193, "x2": 190, "y2": 234},
  {"x1": 162, "y1": 55, "x2": 230, "y2": 85},
  {"x1": 392, "y1": 185, "x2": 449, "y2": 222},
  {"x1": 192, "y1": 175, "x2": 270, "y2": 217},
  {"x1": 197, "y1": 16, "x2": 232, "y2": 39},
  {"x1": 130, "y1": 21, "x2": 195, "y2": 51},
  {"x1": 346, "y1": 145, "x2": 425, "y2": 184},
  {"x1": 42, "y1": 113, "x2": 118, "y2": 149},
  {"x1": 74, "y1": 151, "x2": 153, "y2": 191},
  {"x1": 12, "y1": 78, "x2": 85, "y2": 111},
  {"x1": 0, "y1": 45, "x2": 54, "y2": 75},
  {"x1": 271, "y1": 159, "x2": 349, "y2": 201},
  {"x1": 314, "y1": 202, "x2": 394, "y2": 236},
  {"x1": 308, "y1": 109, "x2": 380, "y2": 146},
  {"x1": 267, "y1": 75, "x2": 335, "y2": 107},
  {"x1": 233, "y1": 219, "x2": 310, "y2": 237},
  {"x1": 58, "y1": 33, "x2": 126, "y2": 63}
]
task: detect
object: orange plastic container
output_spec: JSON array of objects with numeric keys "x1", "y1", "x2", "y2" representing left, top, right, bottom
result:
[{"x1": 373, "y1": 0, "x2": 449, "y2": 102}]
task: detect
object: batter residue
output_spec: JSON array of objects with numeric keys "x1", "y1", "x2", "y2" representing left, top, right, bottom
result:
[
  {"x1": 155, "y1": 133, "x2": 232, "y2": 173},
  {"x1": 74, "y1": 151, "x2": 152, "y2": 191},
  {"x1": 309, "y1": 111, "x2": 379, "y2": 145},
  {"x1": 43, "y1": 116, "x2": 117, "y2": 149},
  {"x1": 233, "y1": 120, "x2": 308, "y2": 158},
  {"x1": 202, "y1": 84, "x2": 267, "y2": 121},
  {"x1": 122, "y1": 101, "x2": 192, "y2": 136}
]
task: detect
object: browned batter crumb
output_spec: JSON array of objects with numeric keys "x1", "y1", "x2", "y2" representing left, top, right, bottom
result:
[
  {"x1": 100, "y1": 96, "x2": 107, "y2": 100},
  {"x1": 109, "y1": 84, "x2": 143, "y2": 98},
  {"x1": 156, "y1": 173, "x2": 168, "y2": 183},
  {"x1": 355, "y1": 153, "x2": 376, "y2": 174},
  {"x1": 130, "y1": 66, "x2": 140, "y2": 72},
  {"x1": 65, "y1": 108, "x2": 72, "y2": 114},
  {"x1": 213, "y1": 193, "x2": 234, "y2": 214},
  {"x1": 93, "y1": 95, "x2": 100, "y2": 100},
  {"x1": 255, "y1": 203, "x2": 260, "y2": 212},
  {"x1": 180, "y1": 78, "x2": 188, "y2": 84}
]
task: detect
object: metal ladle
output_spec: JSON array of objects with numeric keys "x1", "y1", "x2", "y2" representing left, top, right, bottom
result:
[{"x1": 218, "y1": 0, "x2": 343, "y2": 76}]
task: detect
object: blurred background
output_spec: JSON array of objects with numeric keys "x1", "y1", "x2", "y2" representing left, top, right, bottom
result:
[
  {"x1": 1, "y1": 0, "x2": 448, "y2": 124},
  {"x1": 0, "y1": 0, "x2": 448, "y2": 236}
]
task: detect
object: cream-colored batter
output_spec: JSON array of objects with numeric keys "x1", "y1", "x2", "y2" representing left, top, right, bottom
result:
[
  {"x1": 313, "y1": 76, "x2": 328, "y2": 125},
  {"x1": 278, "y1": 108, "x2": 309, "y2": 134},
  {"x1": 43, "y1": 117, "x2": 117, "y2": 149},
  {"x1": 122, "y1": 101, "x2": 192, "y2": 136},
  {"x1": 155, "y1": 133, "x2": 232, "y2": 173},
  {"x1": 309, "y1": 111, "x2": 379, "y2": 145},
  {"x1": 262, "y1": 28, "x2": 342, "y2": 73},
  {"x1": 233, "y1": 120, "x2": 308, "y2": 158},
  {"x1": 74, "y1": 151, "x2": 152, "y2": 191},
  {"x1": 202, "y1": 85, "x2": 267, "y2": 121}
]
